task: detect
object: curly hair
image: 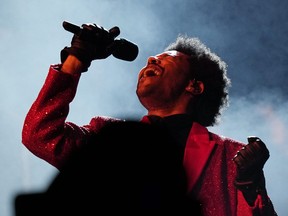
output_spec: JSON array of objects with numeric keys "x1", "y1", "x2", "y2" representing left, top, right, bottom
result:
[{"x1": 164, "y1": 35, "x2": 231, "y2": 127}]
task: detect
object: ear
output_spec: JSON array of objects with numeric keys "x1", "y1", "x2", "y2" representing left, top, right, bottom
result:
[{"x1": 185, "y1": 80, "x2": 204, "y2": 95}]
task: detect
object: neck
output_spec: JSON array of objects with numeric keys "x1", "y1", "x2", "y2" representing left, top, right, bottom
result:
[
  {"x1": 147, "y1": 108, "x2": 189, "y2": 118},
  {"x1": 142, "y1": 95, "x2": 193, "y2": 118}
]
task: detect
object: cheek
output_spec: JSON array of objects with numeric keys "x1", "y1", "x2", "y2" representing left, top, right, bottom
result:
[
  {"x1": 164, "y1": 79, "x2": 187, "y2": 97},
  {"x1": 172, "y1": 71, "x2": 190, "y2": 87}
]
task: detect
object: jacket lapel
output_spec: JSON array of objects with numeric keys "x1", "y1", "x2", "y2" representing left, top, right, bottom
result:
[
  {"x1": 183, "y1": 122, "x2": 216, "y2": 192},
  {"x1": 141, "y1": 116, "x2": 216, "y2": 192}
]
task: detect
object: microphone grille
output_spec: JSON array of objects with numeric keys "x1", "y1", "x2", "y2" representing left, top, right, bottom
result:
[{"x1": 112, "y1": 38, "x2": 139, "y2": 61}]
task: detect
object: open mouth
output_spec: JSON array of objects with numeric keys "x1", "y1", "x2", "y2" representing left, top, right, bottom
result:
[{"x1": 140, "y1": 65, "x2": 163, "y2": 80}]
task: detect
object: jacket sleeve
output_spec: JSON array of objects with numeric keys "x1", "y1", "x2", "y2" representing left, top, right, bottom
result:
[
  {"x1": 237, "y1": 189, "x2": 277, "y2": 216},
  {"x1": 22, "y1": 64, "x2": 91, "y2": 169},
  {"x1": 220, "y1": 135, "x2": 278, "y2": 216}
]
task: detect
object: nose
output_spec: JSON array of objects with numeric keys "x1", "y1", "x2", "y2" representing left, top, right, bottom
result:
[{"x1": 148, "y1": 56, "x2": 161, "y2": 64}]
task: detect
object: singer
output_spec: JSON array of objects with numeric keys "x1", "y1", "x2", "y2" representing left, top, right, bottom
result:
[{"x1": 19, "y1": 21, "x2": 277, "y2": 215}]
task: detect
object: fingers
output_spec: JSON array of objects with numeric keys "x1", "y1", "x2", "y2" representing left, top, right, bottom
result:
[
  {"x1": 79, "y1": 24, "x2": 119, "y2": 44},
  {"x1": 233, "y1": 137, "x2": 270, "y2": 171},
  {"x1": 81, "y1": 23, "x2": 105, "y2": 34},
  {"x1": 233, "y1": 147, "x2": 251, "y2": 170},
  {"x1": 81, "y1": 24, "x2": 120, "y2": 38},
  {"x1": 247, "y1": 136, "x2": 270, "y2": 159}
]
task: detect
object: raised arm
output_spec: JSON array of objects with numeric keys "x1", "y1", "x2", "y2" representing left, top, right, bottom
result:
[{"x1": 22, "y1": 22, "x2": 125, "y2": 169}]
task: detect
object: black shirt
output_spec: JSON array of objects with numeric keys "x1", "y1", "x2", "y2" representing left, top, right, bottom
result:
[{"x1": 147, "y1": 114, "x2": 194, "y2": 152}]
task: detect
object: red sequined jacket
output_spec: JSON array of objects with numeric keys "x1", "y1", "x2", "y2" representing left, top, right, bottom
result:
[{"x1": 22, "y1": 65, "x2": 277, "y2": 216}]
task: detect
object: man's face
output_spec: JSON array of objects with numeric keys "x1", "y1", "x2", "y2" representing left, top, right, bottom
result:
[{"x1": 136, "y1": 50, "x2": 191, "y2": 109}]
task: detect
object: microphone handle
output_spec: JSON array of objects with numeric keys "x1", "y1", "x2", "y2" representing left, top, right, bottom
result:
[{"x1": 62, "y1": 21, "x2": 81, "y2": 35}]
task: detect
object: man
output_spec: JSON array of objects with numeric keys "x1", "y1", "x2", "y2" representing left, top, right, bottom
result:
[{"x1": 21, "y1": 22, "x2": 277, "y2": 215}]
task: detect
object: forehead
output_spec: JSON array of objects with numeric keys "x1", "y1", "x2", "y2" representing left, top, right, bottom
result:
[{"x1": 156, "y1": 50, "x2": 189, "y2": 58}]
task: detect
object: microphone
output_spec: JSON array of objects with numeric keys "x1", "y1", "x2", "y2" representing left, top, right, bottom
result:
[{"x1": 62, "y1": 21, "x2": 138, "y2": 61}]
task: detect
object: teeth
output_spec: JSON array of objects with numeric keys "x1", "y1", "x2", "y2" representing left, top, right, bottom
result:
[
  {"x1": 154, "y1": 70, "x2": 160, "y2": 75},
  {"x1": 143, "y1": 69, "x2": 161, "y2": 78}
]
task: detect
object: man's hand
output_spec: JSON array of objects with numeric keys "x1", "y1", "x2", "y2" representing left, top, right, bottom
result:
[
  {"x1": 232, "y1": 136, "x2": 270, "y2": 206},
  {"x1": 61, "y1": 23, "x2": 120, "y2": 72}
]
